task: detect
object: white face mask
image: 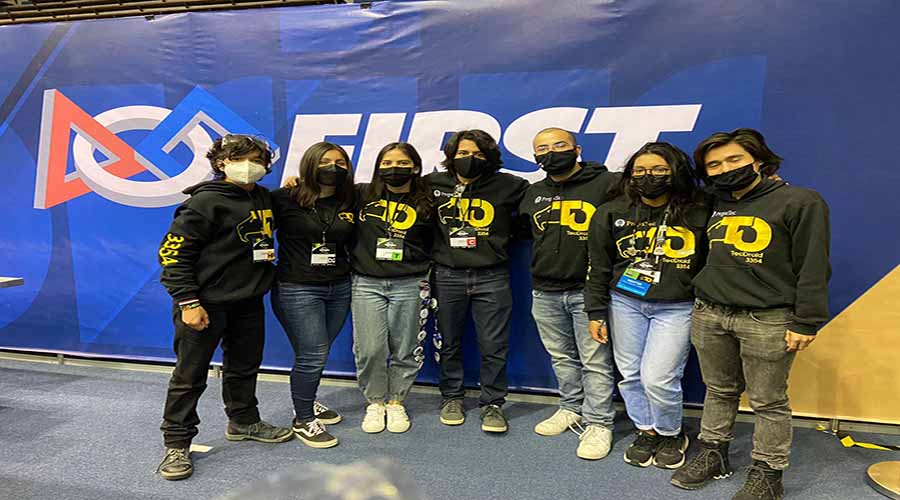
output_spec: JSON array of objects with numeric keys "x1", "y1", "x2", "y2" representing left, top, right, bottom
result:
[{"x1": 223, "y1": 160, "x2": 267, "y2": 185}]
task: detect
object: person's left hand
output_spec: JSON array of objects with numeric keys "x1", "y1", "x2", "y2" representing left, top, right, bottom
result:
[{"x1": 784, "y1": 330, "x2": 815, "y2": 352}]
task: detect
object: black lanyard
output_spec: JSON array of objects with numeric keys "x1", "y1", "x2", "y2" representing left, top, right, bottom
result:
[
  {"x1": 628, "y1": 202, "x2": 671, "y2": 267},
  {"x1": 452, "y1": 183, "x2": 475, "y2": 227},
  {"x1": 312, "y1": 199, "x2": 339, "y2": 244}
]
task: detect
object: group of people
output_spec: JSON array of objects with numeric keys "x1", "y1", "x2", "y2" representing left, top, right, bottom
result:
[{"x1": 154, "y1": 126, "x2": 830, "y2": 500}]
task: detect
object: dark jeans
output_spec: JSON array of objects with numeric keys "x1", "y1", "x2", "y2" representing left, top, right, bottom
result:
[
  {"x1": 271, "y1": 279, "x2": 351, "y2": 421},
  {"x1": 691, "y1": 298, "x2": 797, "y2": 469},
  {"x1": 432, "y1": 265, "x2": 513, "y2": 407},
  {"x1": 161, "y1": 296, "x2": 265, "y2": 449}
]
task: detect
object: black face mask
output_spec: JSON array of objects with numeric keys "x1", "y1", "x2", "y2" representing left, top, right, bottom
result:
[
  {"x1": 380, "y1": 167, "x2": 416, "y2": 187},
  {"x1": 535, "y1": 150, "x2": 578, "y2": 175},
  {"x1": 316, "y1": 164, "x2": 348, "y2": 187},
  {"x1": 632, "y1": 174, "x2": 672, "y2": 199},
  {"x1": 453, "y1": 155, "x2": 491, "y2": 179},
  {"x1": 708, "y1": 163, "x2": 759, "y2": 192}
]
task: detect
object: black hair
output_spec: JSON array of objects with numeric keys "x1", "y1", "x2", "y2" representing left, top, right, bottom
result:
[
  {"x1": 693, "y1": 128, "x2": 784, "y2": 179},
  {"x1": 206, "y1": 134, "x2": 274, "y2": 178},
  {"x1": 618, "y1": 142, "x2": 701, "y2": 227},
  {"x1": 365, "y1": 142, "x2": 434, "y2": 219},
  {"x1": 291, "y1": 141, "x2": 356, "y2": 211},
  {"x1": 440, "y1": 129, "x2": 503, "y2": 176}
]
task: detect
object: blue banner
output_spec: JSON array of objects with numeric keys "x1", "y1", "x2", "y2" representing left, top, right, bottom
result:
[{"x1": 1, "y1": 0, "x2": 898, "y2": 403}]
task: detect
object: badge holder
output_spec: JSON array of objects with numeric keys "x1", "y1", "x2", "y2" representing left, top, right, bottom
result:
[
  {"x1": 376, "y1": 237, "x2": 405, "y2": 261},
  {"x1": 449, "y1": 226, "x2": 477, "y2": 249},
  {"x1": 311, "y1": 242, "x2": 337, "y2": 267},
  {"x1": 252, "y1": 237, "x2": 275, "y2": 263}
]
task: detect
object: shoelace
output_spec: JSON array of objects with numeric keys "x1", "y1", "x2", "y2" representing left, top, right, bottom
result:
[
  {"x1": 313, "y1": 401, "x2": 329, "y2": 415},
  {"x1": 304, "y1": 420, "x2": 326, "y2": 436},
  {"x1": 387, "y1": 405, "x2": 408, "y2": 418},
  {"x1": 366, "y1": 405, "x2": 385, "y2": 418},
  {"x1": 633, "y1": 431, "x2": 660, "y2": 449},
  {"x1": 155, "y1": 448, "x2": 187, "y2": 473},
  {"x1": 568, "y1": 420, "x2": 588, "y2": 438},
  {"x1": 684, "y1": 447, "x2": 726, "y2": 475},
  {"x1": 657, "y1": 434, "x2": 682, "y2": 453},
  {"x1": 482, "y1": 405, "x2": 503, "y2": 420},
  {"x1": 742, "y1": 465, "x2": 779, "y2": 498}
]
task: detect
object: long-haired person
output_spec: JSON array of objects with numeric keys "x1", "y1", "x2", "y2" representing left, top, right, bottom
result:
[
  {"x1": 671, "y1": 129, "x2": 830, "y2": 500},
  {"x1": 426, "y1": 129, "x2": 529, "y2": 433},
  {"x1": 156, "y1": 134, "x2": 292, "y2": 481},
  {"x1": 271, "y1": 142, "x2": 356, "y2": 449},
  {"x1": 586, "y1": 142, "x2": 709, "y2": 469},
  {"x1": 350, "y1": 142, "x2": 435, "y2": 434}
]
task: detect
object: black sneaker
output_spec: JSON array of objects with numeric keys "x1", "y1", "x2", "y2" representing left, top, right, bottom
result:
[
  {"x1": 293, "y1": 419, "x2": 338, "y2": 449},
  {"x1": 624, "y1": 431, "x2": 661, "y2": 467},
  {"x1": 732, "y1": 461, "x2": 784, "y2": 500},
  {"x1": 670, "y1": 439, "x2": 733, "y2": 490},
  {"x1": 440, "y1": 399, "x2": 465, "y2": 426},
  {"x1": 225, "y1": 420, "x2": 294, "y2": 443},
  {"x1": 156, "y1": 447, "x2": 192, "y2": 481},
  {"x1": 313, "y1": 401, "x2": 342, "y2": 425},
  {"x1": 654, "y1": 432, "x2": 690, "y2": 469},
  {"x1": 480, "y1": 404, "x2": 508, "y2": 433}
]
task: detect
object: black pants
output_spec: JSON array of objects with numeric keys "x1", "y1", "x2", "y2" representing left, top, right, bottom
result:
[
  {"x1": 432, "y1": 265, "x2": 513, "y2": 407},
  {"x1": 161, "y1": 296, "x2": 265, "y2": 449}
]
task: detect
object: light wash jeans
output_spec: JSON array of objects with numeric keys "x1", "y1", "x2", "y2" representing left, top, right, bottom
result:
[
  {"x1": 351, "y1": 273, "x2": 428, "y2": 403},
  {"x1": 531, "y1": 288, "x2": 616, "y2": 428},
  {"x1": 609, "y1": 291, "x2": 692, "y2": 436}
]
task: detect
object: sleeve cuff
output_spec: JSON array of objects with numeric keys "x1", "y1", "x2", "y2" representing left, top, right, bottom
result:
[
  {"x1": 788, "y1": 321, "x2": 818, "y2": 336},
  {"x1": 588, "y1": 311, "x2": 608, "y2": 322}
]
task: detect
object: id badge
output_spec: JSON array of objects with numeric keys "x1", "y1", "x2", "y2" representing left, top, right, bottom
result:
[
  {"x1": 449, "y1": 227, "x2": 477, "y2": 249},
  {"x1": 310, "y1": 242, "x2": 337, "y2": 266},
  {"x1": 376, "y1": 238, "x2": 405, "y2": 262},
  {"x1": 616, "y1": 268, "x2": 653, "y2": 296},
  {"x1": 252, "y1": 237, "x2": 275, "y2": 263}
]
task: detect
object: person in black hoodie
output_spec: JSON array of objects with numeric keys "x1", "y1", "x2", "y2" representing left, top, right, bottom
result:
[
  {"x1": 426, "y1": 129, "x2": 529, "y2": 433},
  {"x1": 156, "y1": 134, "x2": 292, "y2": 481},
  {"x1": 671, "y1": 129, "x2": 831, "y2": 500},
  {"x1": 586, "y1": 142, "x2": 709, "y2": 470},
  {"x1": 271, "y1": 142, "x2": 356, "y2": 449},
  {"x1": 518, "y1": 128, "x2": 619, "y2": 459},
  {"x1": 350, "y1": 142, "x2": 434, "y2": 435}
]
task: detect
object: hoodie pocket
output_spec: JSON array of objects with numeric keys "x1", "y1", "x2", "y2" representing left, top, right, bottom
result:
[{"x1": 693, "y1": 264, "x2": 784, "y2": 309}]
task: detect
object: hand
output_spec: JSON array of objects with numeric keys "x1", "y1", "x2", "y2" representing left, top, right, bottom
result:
[
  {"x1": 182, "y1": 306, "x2": 210, "y2": 331},
  {"x1": 784, "y1": 329, "x2": 815, "y2": 352},
  {"x1": 283, "y1": 176, "x2": 300, "y2": 188},
  {"x1": 589, "y1": 320, "x2": 609, "y2": 344}
]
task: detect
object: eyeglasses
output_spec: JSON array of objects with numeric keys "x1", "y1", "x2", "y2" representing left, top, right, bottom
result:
[
  {"x1": 632, "y1": 166, "x2": 671, "y2": 177},
  {"x1": 534, "y1": 141, "x2": 574, "y2": 154}
]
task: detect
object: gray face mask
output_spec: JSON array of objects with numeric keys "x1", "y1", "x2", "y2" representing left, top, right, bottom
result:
[{"x1": 223, "y1": 160, "x2": 267, "y2": 185}]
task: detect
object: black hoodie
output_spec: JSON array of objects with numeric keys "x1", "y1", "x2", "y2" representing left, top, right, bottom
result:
[
  {"x1": 158, "y1": 180, "x2": 275, "y2": 304},
  {"x1": 518, "y1": 162, "x2": 620, "y2": 291},
  {"x1": 426, "y1": 170, "x2": 529, "y2": 269},
  {"x1": 693, "y1": 177, "x2": 831, "y2": 334},
  {"x1": 350, "y1": 183, "x2": 433, "y2": 278},
  {"x1": 271, "y1": 187, "x2": 356, "y2": 284},
  {"x1": 585, "y1": 193, "x2": 710, "y2": 321}
]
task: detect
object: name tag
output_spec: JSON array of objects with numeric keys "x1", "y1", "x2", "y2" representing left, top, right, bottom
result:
[
  {"x1": 310, "y1": 242, "x2": 337, "y2": 266},
  {"x1": 252, "y1": 237, "x2": 275, "y2": 263},
  {"x1": 449, "y1": 227, "x2": 477, "y2": 249},
  {"x1": 376, "y1": 238, "x2": 405, "y2": 261},
  {"x1": 615, "y1": 259, "x2": 660, "y2": 297}
]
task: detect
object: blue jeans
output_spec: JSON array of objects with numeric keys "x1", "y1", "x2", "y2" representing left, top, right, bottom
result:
[
  {"x1": 271, "y1": 279, "x2": 351, "y2": 421},
  {"x1": 432, "y1": 265, "x2": 512, "y2": 407},
  {"x1": 351, "y1": 273, "x2": 428, "y2": 403},
  {"x1": 531, "y1": 288, "x2": 616, "y2": 428},
  {"x1": 609, "y1": 291, "x2": 692, "y2": 436}
]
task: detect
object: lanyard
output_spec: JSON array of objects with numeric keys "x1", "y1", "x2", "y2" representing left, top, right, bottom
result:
[
  {"x1": 628, "y1": 203, "x2": 671, "y2": 267},
  {"x1": 452, "y1": 183, "x2": 475, "y2": 227},
  {"x1": 312, "y1": 200, "x2": 339, "y2": 244}
]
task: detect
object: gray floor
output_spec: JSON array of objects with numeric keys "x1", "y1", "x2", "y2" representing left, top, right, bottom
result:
[{"x1": 0, "y1": 358, "x2": 891, "y2": 500}]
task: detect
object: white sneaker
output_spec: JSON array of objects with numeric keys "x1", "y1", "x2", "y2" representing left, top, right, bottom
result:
[
  {"x1": 534, "y1": 408, "x2": 582, "y2": 436},
  {"x1": 385, "y1": 403, "x2": 411, "y2": 433},
  {"x1": 576, "y1": 424, "x2": 613, "y2": 460},
  {"x1": 361, "y1": 403, "x2": 386, "y2": 433}
]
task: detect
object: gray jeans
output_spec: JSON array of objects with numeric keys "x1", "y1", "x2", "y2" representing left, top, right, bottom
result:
[{"x1": 690, "y1": 298, "x2": 797, "y2": 470}]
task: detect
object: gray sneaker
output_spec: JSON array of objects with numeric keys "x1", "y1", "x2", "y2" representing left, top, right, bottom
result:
[
  {"x1": 156, "y1": 447, "x2": 192, "y2": 481},
  {"x1": 440, "y1": 399, "x2": 465, "y2": 426},
  {"x1": 480, "y1": 404, "x2": 508, "y2": 433},
  {"x1": 225, "y1": 420, "x2": 293, "y2": 443}
]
